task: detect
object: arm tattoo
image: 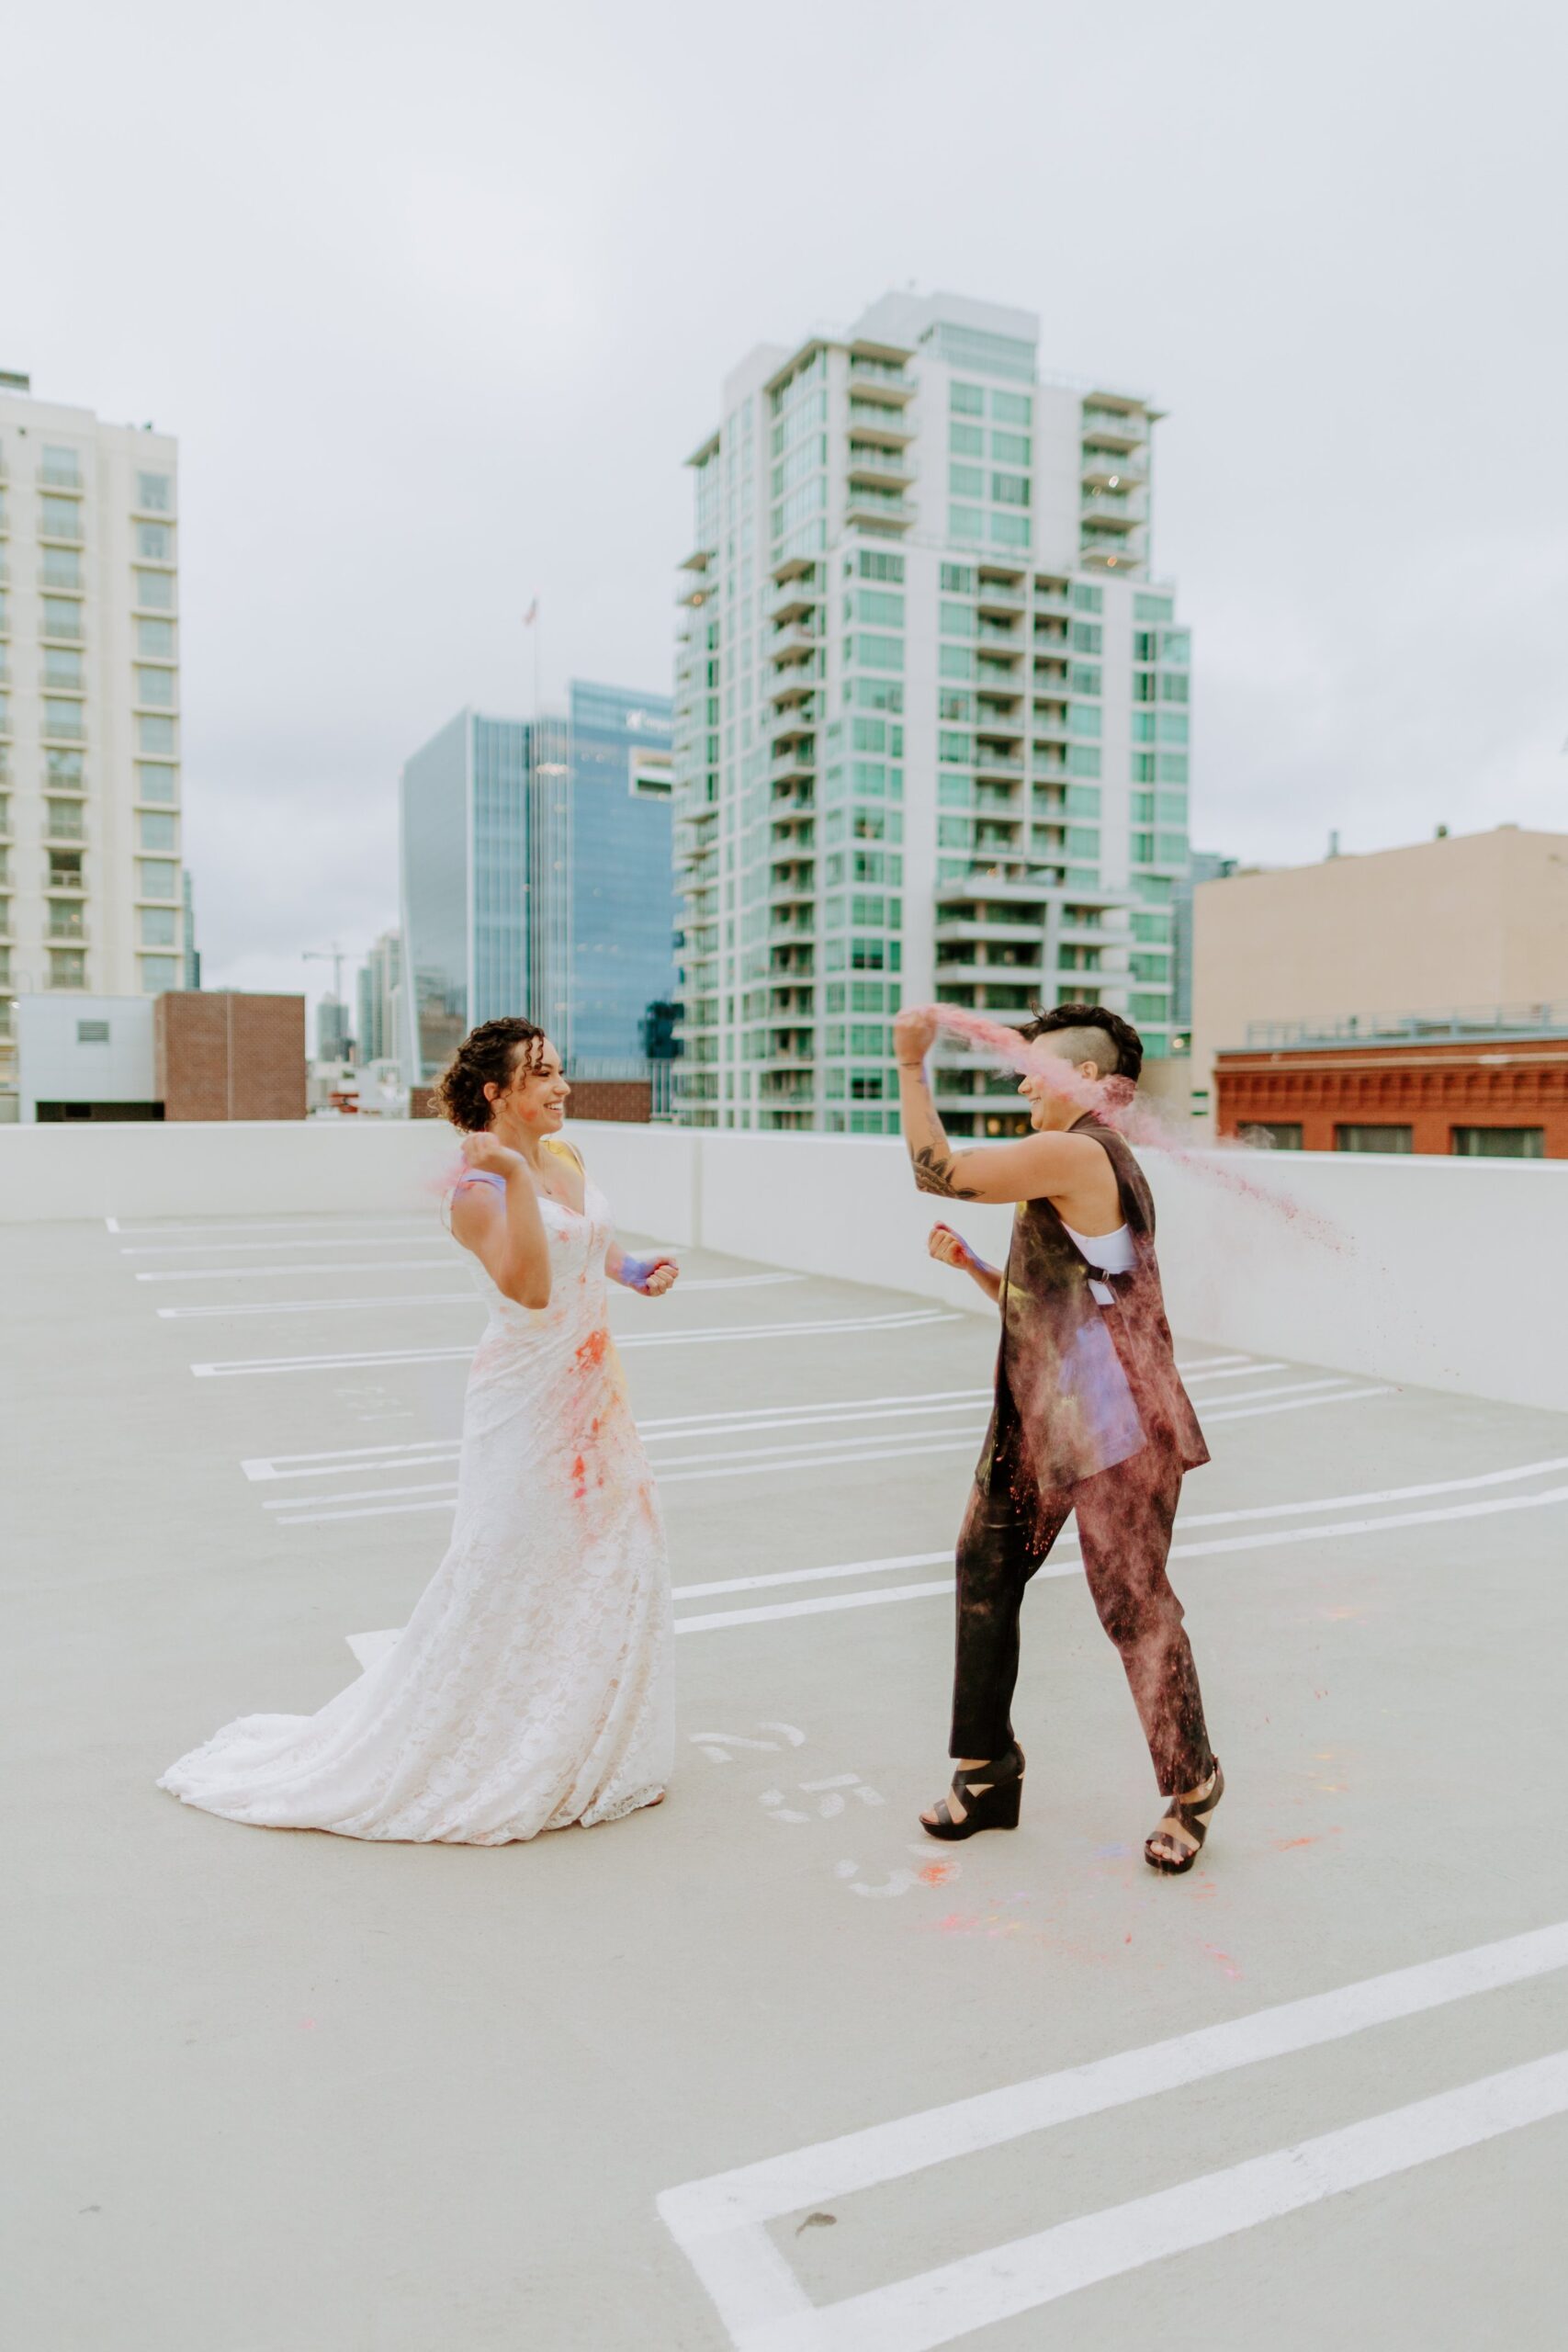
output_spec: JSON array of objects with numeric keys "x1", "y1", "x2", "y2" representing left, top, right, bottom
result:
[{"x1": 912, "y1": 1147, "x2": 979, "y2": 1201}]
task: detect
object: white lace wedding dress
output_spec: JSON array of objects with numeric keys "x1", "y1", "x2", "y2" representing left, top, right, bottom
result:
[{"x1": 160, "y1": 1158, "x2": 674, "y2": 1842}]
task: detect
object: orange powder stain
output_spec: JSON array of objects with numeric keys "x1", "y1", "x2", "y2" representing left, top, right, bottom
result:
[
  {"x1": 918, "y1": 1861, "x2": 957, "y2": 1887},
  {"x1": 575, "y1": 1329, "x2": 609, "y2": 1372}
]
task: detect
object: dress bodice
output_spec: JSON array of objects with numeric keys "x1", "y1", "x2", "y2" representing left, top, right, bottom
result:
[{"x1": 452, "y1": 1161, "x2": 615, "y2": 1362}]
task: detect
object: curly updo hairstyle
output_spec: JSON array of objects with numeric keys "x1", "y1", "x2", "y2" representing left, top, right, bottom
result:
[
  {"x1": 1019, "y1": 1001, "x2": 1145, "y2": 1085},
  {"x1": 434, "y1": 1017, "x2": 550, "y2": 1131}
]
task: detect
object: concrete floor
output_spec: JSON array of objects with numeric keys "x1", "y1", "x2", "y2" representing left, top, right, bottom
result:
[{"x1": 5, "y1": 1202, "x2": 1568, "y2": 2351}]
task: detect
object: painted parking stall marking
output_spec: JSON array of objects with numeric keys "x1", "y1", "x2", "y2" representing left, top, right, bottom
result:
[{"x1": 657, "y1": 1919, "x2": 1568, "y2": 2349}]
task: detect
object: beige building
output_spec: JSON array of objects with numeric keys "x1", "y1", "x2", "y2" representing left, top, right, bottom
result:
[
  {"x1": 1190, "y1": 824, "x2": 1568, "y2": 1125},
  {"x1": 0, "y1": 371, "x2": 183, "y2": 1114}
]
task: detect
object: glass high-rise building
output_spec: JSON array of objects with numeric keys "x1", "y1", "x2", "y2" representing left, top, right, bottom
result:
[
  {"x1": 399, "y1": 683, "x2": 674, "y2": 1085},
  {"x1": 671, "y1": 288, "x2": 1193, "y2": 1136}
]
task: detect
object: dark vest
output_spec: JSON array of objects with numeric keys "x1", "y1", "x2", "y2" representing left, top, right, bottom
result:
[{"x1": 976, "y1": 1114, "x2": 1210, "y2": 1510}]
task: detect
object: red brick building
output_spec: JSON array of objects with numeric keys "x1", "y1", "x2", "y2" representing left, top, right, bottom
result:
[
  {"x1": 154, "y1": 992, "x2": 307, "y2": 1121},
  {"x1": 1216, "y1": 1022, "x2": 1568, "y2": 1158}
]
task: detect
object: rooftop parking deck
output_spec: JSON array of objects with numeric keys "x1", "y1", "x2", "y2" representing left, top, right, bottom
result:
[{"x1": 5, "y1": 1135, "x2": 1568, "y2": 2349}]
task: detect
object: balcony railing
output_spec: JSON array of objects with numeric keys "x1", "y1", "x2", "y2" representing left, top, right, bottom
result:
[{"x1": 1242, "y1": 1001, "x2": 1568, "y2": 1051}]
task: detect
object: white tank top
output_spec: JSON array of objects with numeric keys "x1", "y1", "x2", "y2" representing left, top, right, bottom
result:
[{"x1": 1063, "y1": 1221, "x2": 1135, "y2": 1306}]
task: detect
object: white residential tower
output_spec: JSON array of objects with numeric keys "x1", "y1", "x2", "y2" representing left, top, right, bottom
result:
[
  {"x1": 0, "y1": 371, "x2": 184, "y2": 1112},
  {"x1": 671, "y1": 291, "x2": 1191, "y2": 1135}
]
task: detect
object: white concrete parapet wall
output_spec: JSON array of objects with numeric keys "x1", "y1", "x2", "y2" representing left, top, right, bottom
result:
[{"x1": 1, "y1": 1120, "x2": 1562, "y2": 1416}]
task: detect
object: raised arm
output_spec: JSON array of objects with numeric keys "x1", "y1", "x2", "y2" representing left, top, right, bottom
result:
[
  {"x1": 892, "y1": 1007, "x2": 1095, "y2": 1207},
  {"x1": 449, "y1": 1136, "x2": 553, "y2": 1308}
]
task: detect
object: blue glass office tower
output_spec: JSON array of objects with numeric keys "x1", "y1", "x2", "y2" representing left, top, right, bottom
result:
[
  {"x1": 399, "y1": 685, "x2": 675, "y2": 1085},
  {"x1": 566, "y1": 681, "x2": 679, "y2": 1067}
]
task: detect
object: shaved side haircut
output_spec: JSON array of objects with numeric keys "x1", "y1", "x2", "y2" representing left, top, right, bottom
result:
[{"x1": 1019, "y1": 1001, "x2": 1145, "y2": 1085}]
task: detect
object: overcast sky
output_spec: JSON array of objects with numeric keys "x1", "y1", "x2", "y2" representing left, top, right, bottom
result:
[{"x1": 9, "y1": 0, "x2": 1567, "y2": 1019}]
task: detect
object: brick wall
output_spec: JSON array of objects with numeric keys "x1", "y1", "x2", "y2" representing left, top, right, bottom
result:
[
  {"x1": 154, "y1": 994, "x2": 307, "y2": 1121},
  {"x1": 1215, "y1": 1038, "x2": 1568, "y2": 1156}
]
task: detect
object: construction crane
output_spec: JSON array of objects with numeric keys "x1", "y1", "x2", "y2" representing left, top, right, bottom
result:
[{"x1": 303, "y1": 943, "x2": 350, "y2": 1000}]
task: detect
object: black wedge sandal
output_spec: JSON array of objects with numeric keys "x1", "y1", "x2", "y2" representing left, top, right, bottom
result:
[
  {"x1": 1144, "y1": 1759, "x2": 1224, "y2": 1874},
  {"x1": 920, "y1": 1744, "x2": 1025, "y2": 1841}
]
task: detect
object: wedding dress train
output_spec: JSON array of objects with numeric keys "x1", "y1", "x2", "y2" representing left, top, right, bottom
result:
[{"x1": 160, "y1": 1162, "x2": 673, "y2": 1842}]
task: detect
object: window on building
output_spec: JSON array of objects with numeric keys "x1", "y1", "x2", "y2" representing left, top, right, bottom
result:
[
  {"x1": 137, "y1": 715, "x2": 176, "y2": 754},
  {"x1": 43, "y1": 699, "x2": 85, "y2": 741},
  {"x1": 991, "y1": 471, "x2": 1030, "y2": 506},
  {"x1": 41, "y1": 548, "x2": 84, "y2": 592},
  {"x1": 856, "y1": 589, "x2": 904, "y2": 627},
  {"x1": 135, "y1": 762, "x2": 177, "y2": 803},
  {"x1": 940, "y1": 564, "x2": 974, "y2": 594},
  {"x1": 1335, "y1": 1125, "x2": 1413, "y2": 1153},
  {"x1": 1067, "y1": 704, "x2": 1101, "y2": 739},
  {"x1": 137, "y1": 472, "x2": 173, "y2": 513},
  {"x1": 1238, "y1": 1123, "x2": 1303, "y2": 1149},
  {"x1": 140, "y1": 906, "x2": 178, "y2": 947},
  {"x1": 132, "y1": 568, "x2": 175, "y2": 610},
  {"x1": 140, "y1": 956, "x2": 180, "y2": 992},
  {"x1": 949, "y1": 463, "x2": 985, "y2": 499},
  {"x1": 136, "y1": 617, "x2": 175, "y2": 658},
  {"x1": 44, "y1": 648, "x2": 85, "y2": 688},
  {"x1": 857, "y1": 549, "x2": 904, "y2": 582},
  {"x1": 1134, "y1": 592, "x2": 1174, "y2": 622},
  {"x1": 1069, "y1": 664, "x2": 1101, "y2": 696},
  {"x1": 136, "y1": 523, "x2": 174, "y2": 562},
  {"x1": 948, "y1": 504, "x2": 983, "y2": 542},
  {"x1": 949, "y1": 422, "x2": 984, "y2": 458},
  {"x1": 41, "y1": 444, "x2": 83, "y2": 487},
  {"x1": 40, "y1": 597, "x2": 83, "y2": 641},
  {"x1": 1451, "y1": 1126, "x2": 1546, "y2": 1159},
  {"x1": 39, "y1": 495, "x2": 83, "y2": 540},
  {"x1": 45, "y1": 798, "x2": 85, "y2": 838},
  {"x1": 139, "y1": 858, "x2": 178, "y2": 898},
  {"x1": 1066, "y1": 745, "x2": 1101, "y2": 778},
  {"x1": 1066, "y1": 785, "x2": 1101, "y2": 818},
  {"x1": 990, "y1": 390, "x2": 1032, "y2": 424},
  {"x1": 135, "y1": 665, "x2": 175, "y2": 708},
  {"x1": 988, "y1": 511, "x2": 1031, "y2": 548},
  {"x1": 138, "y1": 811, "x2": 177, "y2": 852},
  {"x1": 991, "y1": 431, "x2": 1031, "y2": 465},
  {"x1": 1072, "y1": 583, "x2": 1104, "y2": 613},
  {"x1": 950, "y1": 382, "x2": 985, "y2": 415},
  {"x1": 49, "y1": 949, "x2": 86, "y2": 988}
]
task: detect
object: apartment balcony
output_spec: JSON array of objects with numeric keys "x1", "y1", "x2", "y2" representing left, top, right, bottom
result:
[
  {"x1": 1081, "y1": 453, "x2": 1147, "y2": 492},
  {"x1": 40, "y1": 713, "x2": 86, "y2": 743},
  {"x1": 975, "y1": 578, "x2": 1026, "y2": 616},
  {"x1": 766, "y1": 577, "x2": 821, "y2": 626},
  {"x1": 769, "y1": 697, "x2": 821, "y2": 742},
  {"x1": 675, "y1": 574, "x2": 717, "y2": 610},
  {"x1": 772, "y1": 749, "x2": 815, "y2": 790},
  {"x1": 1080, "y1": 537, "x2": 1147, "y2": 573},
  {"x1": 846, "y1": 401, "x2": 914, "y2": 447},
  {"x1": 934, "y1": 915, "x2": 1047, "y2": 947},
  {"x1": 845, "y1": 447, "x2": 915, "y2": 489},
  {"x1": 1080, "y1": 406, "x2": 1147, "y2": 451},
  {"x1": 846, "y1": 357, "x2": 915, "y2": 404},
  {"x1": 769, "y1": 548, "x2": 818, "y2": 585},
  {"x1": 767, "y1": 663, "x2": 822, "y2": 709},
  {"x1": 677, "y1": 543, "x2": 716, "y2": 575},
  {"x1": 41, "y1": 815, "x2": 86, "y2": 844},
  {"x1": 39, "y1": 611, "x2": 85, "y2": 643},
  {"x1": 975, "y1": 621, "x2": 1023, "y2": 654},
  {"x1": 844, "y1": 491, "x2": 914, "y2": 532},
  {"x1": 767, "y1": 623, "x2": 822, "y2": 669},
  {"x1": 45, "y1": 907, "x2": 88, "y2": 942},
  {"x1": 1079, "y1": 493, "x2": 1146, "y2": 531},
  {"x1": 38, "y1": 514, "x2": 85, "y2": 546},
  {"x1": 973, "y1": 749, "x2": 1024, "y2": 779},
  {"x1": 768, "y1": 876, "x2": 816, "y2": 909},
  {"x1": 932, "y1": 956, "x2": 1046, "y2": 989}
]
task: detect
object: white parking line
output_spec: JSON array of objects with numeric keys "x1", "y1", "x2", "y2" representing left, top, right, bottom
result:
[
  {"x1": 111, "y1": 1216, "x2": 433, "y2": 1238},
  {"x1": 189, "y1": 1307, "x2": 959, "y2": 1377},
  {"x1": 262, "y1": 1382, "x2": 1397, "y2": 1525},
  {"x1": 122, "y1": 1233, "x2": 451, "y2": 1257},
  {"x1": 657, "y1": 1918, "x2": 1568, "y2": 2348},
  {"x1": 141, "y1": 1259, "x2": 462, "y2": 1283},
  {"x1": 243, "y1": 1389, "x2": 999, "y2": 1482},
  {"x1": 671, "y1": 1475, "x2": 1568, "y2": 1634}
]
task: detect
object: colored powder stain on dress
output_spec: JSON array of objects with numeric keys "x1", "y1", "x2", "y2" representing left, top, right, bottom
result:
[{"x1": 575, "y1": 1329, "x2": 610, "y2": 1372}]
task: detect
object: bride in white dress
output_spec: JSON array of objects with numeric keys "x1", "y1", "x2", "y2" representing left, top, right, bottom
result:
[{"x1": 160, "y1": 1018, "x2": 678, "y2": 1844}]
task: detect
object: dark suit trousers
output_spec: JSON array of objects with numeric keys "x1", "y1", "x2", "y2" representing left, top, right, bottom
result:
[{"x1": 949, "y1": 1435, "x2": 1214, "y2": 1795}]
